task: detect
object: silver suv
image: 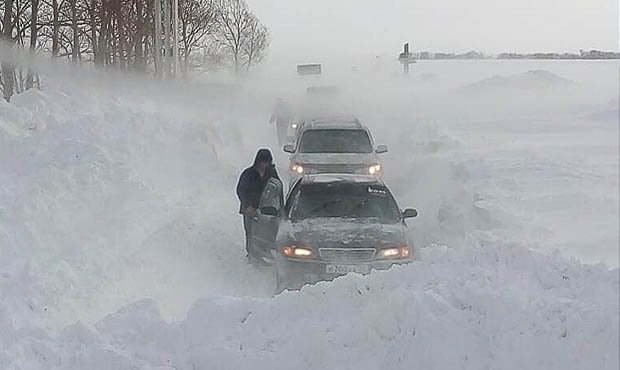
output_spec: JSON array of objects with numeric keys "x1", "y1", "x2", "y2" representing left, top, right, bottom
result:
[{"x1": 283, "y1": 116, "x2": 388, "y2": 178}]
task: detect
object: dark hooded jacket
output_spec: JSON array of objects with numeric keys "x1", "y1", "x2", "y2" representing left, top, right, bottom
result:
[{"x1": 236, "y1": 149, "x2": 280, "y2": 213}]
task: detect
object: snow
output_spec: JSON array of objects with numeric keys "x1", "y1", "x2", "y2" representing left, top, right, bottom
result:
[
  {"x1": 2, "y1": 246, "x2": 618, "y2": 369},
  {"x1": 462, "y1": 69, "x2": 574, "y2": 92},
  {"x1": 0, "y1": 58, "x2": 618, "y2": 369}
]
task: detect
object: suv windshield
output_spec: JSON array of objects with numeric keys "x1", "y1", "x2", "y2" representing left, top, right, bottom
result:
[
  {"x1": 288, "y1": 182, "x2": 401, "y2": 223},
  {"x1": 299, "y1": 129, "x2": 373, "y2": 153}
]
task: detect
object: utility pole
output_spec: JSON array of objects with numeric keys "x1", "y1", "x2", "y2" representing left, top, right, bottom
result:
[
  {"x1": 154, "y1": 0, "x2": 162, "y2": 77},
  {"x1": 173, "y1": 0, "x2": 179, "y2": 76}
]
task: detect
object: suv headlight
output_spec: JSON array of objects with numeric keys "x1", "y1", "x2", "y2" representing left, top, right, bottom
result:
[
  {"x1": 291, "y1": 163, "x2": 304, "y2": 174},
  {"x1": 368, "y1": 164, "x2": 382, "y2": 175}
]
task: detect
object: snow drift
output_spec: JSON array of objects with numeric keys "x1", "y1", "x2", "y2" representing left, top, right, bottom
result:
[
  {"x1": 2, "y1": 245, "x2": 618, "y2": 370},
  {"x1": 463, "y1": 70, "x2": 574, "y2": 92}
]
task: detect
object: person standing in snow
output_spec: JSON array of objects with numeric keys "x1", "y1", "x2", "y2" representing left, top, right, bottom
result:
[
  {"x1": 269, "y1": 98, "x2": 292, "y2": 146},
  {"x1": 236, "y1": 149, "x2": 280, "y2": 259}
]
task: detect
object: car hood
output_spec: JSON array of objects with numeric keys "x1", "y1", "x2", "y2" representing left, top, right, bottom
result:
[
  {"x1": 278, "y1": 218, "x2": 406, "y2": 248},
  {"x1": 292, "y1": 153, "x2": 379, "y2": 165}
]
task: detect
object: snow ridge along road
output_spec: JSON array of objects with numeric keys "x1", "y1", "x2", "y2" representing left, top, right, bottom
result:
[{"x1": 0, "y1": 59, "x2": 618, "y2": 369}]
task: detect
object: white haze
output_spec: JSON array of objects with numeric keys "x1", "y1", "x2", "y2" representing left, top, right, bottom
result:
[
  {"x1": 247, "y1": 0, "x2": 620, "y2": 58},
  {"x1": 0, "y1": 45, "x2": 618, "y2": 369}
]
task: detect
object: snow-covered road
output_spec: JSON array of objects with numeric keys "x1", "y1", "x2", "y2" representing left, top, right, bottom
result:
[{"x1": 0, "y1": 59, "x2": 618, "y2": 369}]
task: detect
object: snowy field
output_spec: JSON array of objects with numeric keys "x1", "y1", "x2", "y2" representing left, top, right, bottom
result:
[{"x1": 0, "y1": 58, "x2": 618, "y2": 369}]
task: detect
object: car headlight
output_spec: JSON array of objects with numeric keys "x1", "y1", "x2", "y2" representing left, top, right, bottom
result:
[
  {"x1": 282, "y1": 245, "x2": 314, "y2": 258},
  {"x1": 379, "y1": 248, "x2": 400, "y2": 258},
  {"x1": 378, "y1": 246, "x2": 410, "y2": 259},
  {"x1": 400, "y1": 246, "x2": 410, "y2": 258},
  {"x1": 291, "y1": 163, "x2": 304, "y2": 174},
  {"x1": 291, "y1": 123, "x2": 298, "y2": 129},
  {"x1": 368, "y1": 164, "x2": 382, "y2": 175}
]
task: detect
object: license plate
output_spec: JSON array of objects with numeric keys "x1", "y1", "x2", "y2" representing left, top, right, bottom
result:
[{"x1": 325, "y1": 264, "x2": 370, "y2": 274}]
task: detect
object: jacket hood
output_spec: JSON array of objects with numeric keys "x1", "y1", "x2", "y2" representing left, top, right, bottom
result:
[{"x1": 254, "y1": 148, "x2": 274, "y2": 165}]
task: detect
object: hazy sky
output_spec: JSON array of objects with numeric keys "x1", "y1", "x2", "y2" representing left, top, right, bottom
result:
[{"x1": 248, "y1": 0, "x2": 619, "y2": 59}]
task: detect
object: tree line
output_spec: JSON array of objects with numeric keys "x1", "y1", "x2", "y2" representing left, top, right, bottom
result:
[{"x1": 0, "y1": 0, "x2": 269, "y2": 101}]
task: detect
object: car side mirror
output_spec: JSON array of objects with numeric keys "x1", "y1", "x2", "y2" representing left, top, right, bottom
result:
[
  {"x1": 402, "y1": 208, "x2": 417, "y2": 219},
  {"x1": 260, "y1": 206, "x2": 279, "y2": 217},
  {"x1": 283, "y1": 144, "x2": 295, "y2": 153},
  {"x1": 375, "y1": 145, "x2": 388, "y2": 154}
]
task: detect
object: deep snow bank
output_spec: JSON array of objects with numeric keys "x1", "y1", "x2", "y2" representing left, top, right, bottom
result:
[
  {"x1": 2, "y1": 244, "x2": 617, "y2": 370},
  {"x1": 0, "y1": 73, "x2": 279, "y2": 330},
  {"x1": 463, "y1": 70, "x2": 574, "y2": 92}
]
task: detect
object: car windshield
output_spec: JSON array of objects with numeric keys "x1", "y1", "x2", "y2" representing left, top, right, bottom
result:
[
  {"x1": 299, "y1": 129, "x2": 373, "y2": 153},
  {"x1": 288, "y1": 182, "x2": 401, "y2": 223}
]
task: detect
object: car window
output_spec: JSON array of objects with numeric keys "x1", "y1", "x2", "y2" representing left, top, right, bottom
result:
[
  {"x1": 289, "y1": 183, "x2": 401, "y2": 223},
  {"x1": 299, "y1": 129, "x2": 373, "y2": 153},
  {"x1": 259, "y1": 178, "x2": 284, "y2": 210}
]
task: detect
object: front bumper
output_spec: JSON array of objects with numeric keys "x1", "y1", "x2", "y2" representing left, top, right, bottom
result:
[{"x1": 275, "y1": 255, "x2": 410, "y2": 290}]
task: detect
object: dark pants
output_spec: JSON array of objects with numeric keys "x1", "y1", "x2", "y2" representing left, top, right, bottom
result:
[{"x1": 242, "y1": 214, "x2": 252, "y2": 255}]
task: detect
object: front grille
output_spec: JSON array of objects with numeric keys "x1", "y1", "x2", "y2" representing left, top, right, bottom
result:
[
  {"x1": 319, "y1": 248, "x2": 376, "y2": 262},
  {"x1": 309, "y1": 164, "x2": 367, "y2": 174}
]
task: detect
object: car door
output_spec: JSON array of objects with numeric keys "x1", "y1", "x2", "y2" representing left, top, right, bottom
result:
[{"x1": 251, "y1": 177, "x2": 284, "y2": 257}]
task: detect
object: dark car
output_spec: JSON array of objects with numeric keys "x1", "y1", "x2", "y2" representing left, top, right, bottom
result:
[
  {"x1": 248, "y1": 174, "x2": 417, "y2": 292},
  {"x1": 283, "y1": 117, "x2": 388, "y2": 179}
]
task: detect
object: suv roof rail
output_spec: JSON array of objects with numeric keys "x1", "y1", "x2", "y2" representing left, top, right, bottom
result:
[
  {"x1": 304, "y1": 116, "x2": 363, "y2": 129},
  {"x1": 303, "y1": 173, "x2": 384, "y2": 185}
]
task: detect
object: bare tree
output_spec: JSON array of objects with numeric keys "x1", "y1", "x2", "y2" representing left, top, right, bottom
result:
[
  {"x1": 1, "y1": 0, "x2": 269, "y2": 101},
  {"x1": 51, "y1": 0, "x2": 62, "y2": 56},
  {"x1": 26, "y1": 0, "x2": 40, "y2": 88},
  {"x1": 162, "y1": 0, "x2": 171, "y2": 76},
  {"x1": 2, "y1": 0, "x2": 16, "y2": 102},
  {"x1": 116, "y1": 0, "x2": 127, "y2": 69},
  {"x1": 241, "y1": 17, "x2": 267, "y2": 71},
  {"x1": 83, "y1": 0, "x2": 98, "y2": 63},
  {"x1": 133, "y1": 0, "x2": 146, "y2": 70},
  {"x1": 153, "y1": 0, "x2": 162, "y2": 76},
  {"x1": 69, "y1": 0, "x2": 79, "y2": 61},
  {"x1": 179, "y1": 0, "x2": 214, "y2": 73},
  {"x1": 214, "y1": 0, "x2": 252, "y2": 74},
  {"x1": 96, "y1": 0, "x2": 109, "y2": 65},
  {"x1": 215, "y1": 0, "x2": 268, "y2": 75}
]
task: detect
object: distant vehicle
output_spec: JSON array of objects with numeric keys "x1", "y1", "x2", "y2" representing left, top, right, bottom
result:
[
  {"x1": 270, "y1": 98, "x2": 294, "y2": 146},
  {"x1": 305, "y1": 85, "x2": 341, "y2": 97},
  {"x1": 283, "y1": 116, "x2": 388, "y2": 178},
  {"x1": 248, "y1": 174, "x2": 417, "y2": 291},
  {"x1": 269, "y1": 86, "x2": 344, "y2": 145}
]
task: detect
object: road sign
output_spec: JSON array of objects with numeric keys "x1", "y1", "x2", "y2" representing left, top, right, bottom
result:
[{"x1": 297, "y1": 64, "x2": 322, "y2": 76}]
